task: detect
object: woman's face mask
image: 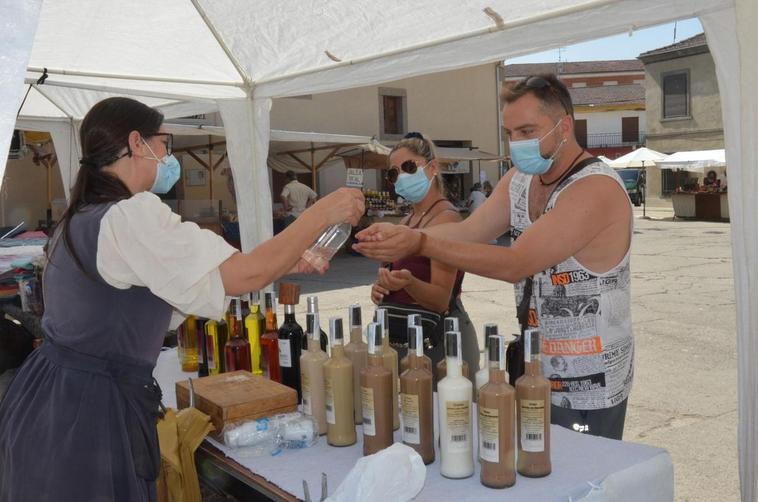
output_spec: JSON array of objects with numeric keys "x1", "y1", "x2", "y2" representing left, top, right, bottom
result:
[
  {"x1": 142, "y1": 138, "x2": 181, "y2": 194},
  {"x1": 509, "y1": 118, "x2": 567, "y2": 175},
  {"x1": 393, "y1": 160, "x2": 433, "y2": 203}
]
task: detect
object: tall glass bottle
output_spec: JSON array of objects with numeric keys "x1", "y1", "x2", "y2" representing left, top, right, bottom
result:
[
  {"x1": 479, "y1": 335, "x2": 516, "y2": 488},
  {"x1": 438, "y1": 331, "x2": 474, "y2": 479},
  {"x1": 361, "y1": 323, "x2": 393, "y2": 456},
  {"x1": 375, "y1": 308, "x2": 399, "y2": 431},
  {"x1": 475, "y1": 324, "x2": 500, "y2": 398},
  {"x1": 306, "y1": 296, "x2": 329, "y2": 352},
  {"x1": 205, "y1": 318, "x2": 228, "y2": 375},
  {"x1": 196, "y1": 317, "x2": 209, "y2": 377},
  {"x1": 516, "y1": 329, "x2": 551, "y2": 478},
  {"x1": 224, "y1": 298, "x2": 252, "y2": 372},
  {"x1": 343, "y1": 304, "x2": 368, "y2": 425},
  {"x1": 301, "y1": 223, "x2": 352, "y2": 273},
  {"x1": 301, "y1": 312, "x2": 328, "y2": 435},
  {"x1": 400, "y1": 325, "x2": 435, "y2": 465},
  {"x1": 260, "y1": 291, "x2": 281, "y2": 382},
  {"x1": 177, "y1": 315, "x2": 199, "y2": 372},
  {"x1": 278, "y1": 283, "x2": 304, "y2": 400},
  {"x1": 324, "y1": 317, "x2": 356, "y2": 446},
  {"x1": 245, "y1": 294, "x2": 263, "y2": 376},
  {"x1": 400, "y1": 314, "x2": 432, "y2": 374},
  {"x1": 435, "y1": 317, "x2": 469, "y2": 382}
]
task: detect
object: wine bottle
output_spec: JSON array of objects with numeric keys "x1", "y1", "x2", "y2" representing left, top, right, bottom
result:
[{"x1": 278, "y1": 283, "x2": 304, "y2": 400}]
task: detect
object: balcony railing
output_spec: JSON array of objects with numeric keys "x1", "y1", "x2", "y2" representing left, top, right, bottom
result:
[{"x1": 580, "y1": 132, "x2": 646, "y2": 149}]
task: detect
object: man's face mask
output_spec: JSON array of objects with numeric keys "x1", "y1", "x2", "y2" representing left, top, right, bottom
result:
[
  {"x1": 509, "y1": 119, "x2": 567, "y2": 175},
  {"x1": 142, "y1": 137, "x2": 181, "y2": 194}
]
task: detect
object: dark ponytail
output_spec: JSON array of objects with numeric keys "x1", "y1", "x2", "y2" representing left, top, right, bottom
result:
[{"x1": 49, "y1": 97, "x2": 164, "y2": 274}]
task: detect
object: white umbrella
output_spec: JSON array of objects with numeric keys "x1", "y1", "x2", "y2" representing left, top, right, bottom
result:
[
  {"x1": 656, "y1": 149, "x2": 726, "y2": 172},
  {"x1": 609, "y1": 147, "x2": 668, "y2": 169},
  {"x1": 597, "y1": 155, "x2": 612, "y2": 164}
]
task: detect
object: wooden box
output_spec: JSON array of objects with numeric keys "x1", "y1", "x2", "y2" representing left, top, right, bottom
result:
[{"x1": 175, "y1": 371, "x2": 298, "y2": 438}]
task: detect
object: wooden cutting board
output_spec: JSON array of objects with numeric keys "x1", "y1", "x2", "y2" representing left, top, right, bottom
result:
[{"x1": 176, "y1": 371, "x2": 298, "y2": 437}]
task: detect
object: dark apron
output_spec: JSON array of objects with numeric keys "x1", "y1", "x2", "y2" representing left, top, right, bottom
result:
[{"x1": 38, "y1": 341, "x2": 164, "y2": 481}]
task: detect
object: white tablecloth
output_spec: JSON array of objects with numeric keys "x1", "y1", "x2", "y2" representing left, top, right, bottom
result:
[{"x1": 155, "y1": 348, "x2": 673, "y2": 502}]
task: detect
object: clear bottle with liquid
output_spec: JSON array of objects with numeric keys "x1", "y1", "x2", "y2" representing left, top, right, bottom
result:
[
  {"x1": 324, "y1": 317, "x2": 356, "y2": 446},
  {"x1": 177, "y1": 315, "x2": 199, "y2": 372},
  {"x1": 375, "y1": 308, "x2": 400, "y2": 431},
  {"x1": 204, "y1": 318, "x2": 228, "y2": 375},
  {"x1": 245, "y1": 295, "x2": 263, "y2": 376},
  {"x1": 479, "y1": 335, "x2": 516, "y2": 488},
  {"x1": 516, "y1": 329, "x2": 551, "y2": 478},
  {"x1": 343, "y1": 304, "x2": 368, "y2": 425},
  {"x1": 438, "y1": 330, "x2": 474, "y2": 479},
  {"x1": 301, "y1": 223, "x2": 352, "y2": 273}
]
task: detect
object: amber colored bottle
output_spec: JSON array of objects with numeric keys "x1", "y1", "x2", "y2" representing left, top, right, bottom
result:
[
  {"x1": 435, "y1": 317, "x2": 469, "y2": 382},
  {"x1": 324, "y1": 317, "x2": 356, "y2": 446},
  {"x1": 343, "y1": 304, "x2": 368, "y2": 424},
  {"x1": 178, "y1": 315, "x2": 199, "y2": 372},
  {"x1": 278, "y1": 283, "x2": 304, "y2": 400},
  {"x1": 260, "y1": 291, "x2": 280, "y2": 382},
  {"x1": 400, "y1": 325, "x2": 434, "y2": 465},
  {"x1": 479, "y1": 335, "x2": 516, "y2": 488},
  {"x1": 224, "y1": 298, "x2": 252, "y2": 372},
  {"x1": 375, "y1": 308, "x2": 399, "y2": 430},
  {"x1": 516, "y1": 329, "x2": 551, "y2": 478},
  {"x1": 399, "y1": 314, "x2": 432, "y2": 374},
  {"x1": 361, "y1": 322, "x2": 393, "y2": 456}
]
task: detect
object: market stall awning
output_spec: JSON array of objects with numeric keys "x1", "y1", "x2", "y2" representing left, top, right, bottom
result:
[
  {"x1": 609, "y1": 147, "x2": 668, "y2": 168},
  {"x1": 656, "y1": 149, "x2": 727, "y2": 172}
]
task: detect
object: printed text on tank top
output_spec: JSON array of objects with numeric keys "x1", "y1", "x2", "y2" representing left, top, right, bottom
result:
[{"x1": 528, "y1": 151, "x2": 589, "y2": 222}]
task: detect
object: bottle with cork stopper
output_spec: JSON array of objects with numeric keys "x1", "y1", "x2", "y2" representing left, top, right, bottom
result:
[{"x1": 278, "y1": 283, "x2": 304, "y2": 400}]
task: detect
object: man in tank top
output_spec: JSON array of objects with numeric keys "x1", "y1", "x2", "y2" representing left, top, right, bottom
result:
[{"x1": 355, "y1": 74, "x2": 633, "y2": 440}]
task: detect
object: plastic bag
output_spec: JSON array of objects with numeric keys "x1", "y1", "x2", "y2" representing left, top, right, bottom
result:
[
  {"x1": 326, "y1": 443, "x2": 426, "y2": 502},
  {"x1": 223, "y1": 412, "x2": 318, "y2": 457}
]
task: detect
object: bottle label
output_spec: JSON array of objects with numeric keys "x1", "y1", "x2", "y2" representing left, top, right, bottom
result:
[
  {"x1": 520, "y1": 399, "x2": 545, "y2": 452},
  {"x1": 361, "y1": 386, "x2": 376, "y2": 436},
  {"x1": 400, "y1": 393, "x2": 420, "y2": 445},
  {"x1": 302, "y1": 372, "x2": 311, "y2": 415},
  {"x1": 446, "y1": 400, "x2": 470, "y2": 452},
  {"x1": 279, "y1": 339, "x2": 292, "y2": 368},
  {"x1": 479, "y1": 406, "x2": 500, "y2": 463},
  {"x1": 325, "y1": 377, "x2": 335, "y2": 425}
]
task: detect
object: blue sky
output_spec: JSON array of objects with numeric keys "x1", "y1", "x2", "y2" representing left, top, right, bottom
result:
[{"x1": 507, "y1": 18, "x2": 704, "y2": 64}]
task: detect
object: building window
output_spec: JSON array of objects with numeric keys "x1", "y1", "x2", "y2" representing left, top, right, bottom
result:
[
  {"x1": 621, "y1": 117, "x2": 640, "y2": 144},
  {"x1": 379, "y1": 88, "x2": 407, "y2": 139},
  {"x1": 663, "y1": 71, "x2": 689, "y2": 118}
]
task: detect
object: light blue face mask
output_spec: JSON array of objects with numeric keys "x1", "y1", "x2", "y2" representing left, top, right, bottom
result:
[
  {"x1": 143, "y1": 138, "x2": 181, "y2": 194},
  {"x1": 395, "y1": 162, "x2": 432, "y2": 203},
  {"x1": 510, "y1": 119, "x2": 566, "y2": 175}
]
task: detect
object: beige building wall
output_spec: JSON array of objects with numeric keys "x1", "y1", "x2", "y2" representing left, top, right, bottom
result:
[{"x1": 2, "y1": 153, "x2": 65, "y2": 228}]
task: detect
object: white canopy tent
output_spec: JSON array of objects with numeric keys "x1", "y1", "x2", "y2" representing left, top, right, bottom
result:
[
  {"x1": 2, "y1": 1, "x2": 757, "y2": 499},
  {"x1": 609, "y1": 147, "x2": 668, "y2": 169},
  {"x1": 657, "y1": 149, "x2": 727, "y2": 172}
]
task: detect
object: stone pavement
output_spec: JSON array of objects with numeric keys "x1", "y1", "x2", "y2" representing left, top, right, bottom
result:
[{"x1": 288, "y1": 205, "x2": 738, "y2": 502}]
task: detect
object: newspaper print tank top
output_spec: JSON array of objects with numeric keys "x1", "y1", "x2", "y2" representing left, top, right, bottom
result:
[{"x1": 509, "y1": 160, "x2": 634, "y2": 411}]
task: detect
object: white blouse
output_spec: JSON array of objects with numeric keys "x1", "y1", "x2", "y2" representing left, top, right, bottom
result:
[{"x1": 96, "y1": 192, "x2": 238, "y2": 329}]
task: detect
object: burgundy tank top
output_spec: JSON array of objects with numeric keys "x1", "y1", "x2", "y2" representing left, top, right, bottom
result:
[{"x1": 383, "y1": 199, "x2": 464, "y2": 310}]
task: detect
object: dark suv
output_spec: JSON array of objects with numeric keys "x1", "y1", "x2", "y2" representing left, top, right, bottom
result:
[{"x1": 617, "y1": 168, "x2": 646, "y2": 206}]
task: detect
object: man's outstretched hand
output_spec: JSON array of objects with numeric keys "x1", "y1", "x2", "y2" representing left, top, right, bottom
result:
[{"x1": 353, "y1": 223, "x2": 422, "y2": 262}]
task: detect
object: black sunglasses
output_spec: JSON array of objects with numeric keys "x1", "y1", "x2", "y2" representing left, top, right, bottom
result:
[
  {"x1": 147, "y1": 132, "x2": 174, "y2": 156},
  {"x1": 519, "y1": 76, "x2": 572, "y2": 115},
  {"x1": 386, "y1": 159, "x2": 428, "y2": 183}
]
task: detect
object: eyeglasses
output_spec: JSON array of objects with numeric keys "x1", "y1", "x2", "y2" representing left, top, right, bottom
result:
[
  {"x1": 147, "y1": 132, "x2": 174, "y2": 156},
  {"x1": 518, "y1": 76, "x2": 572, "y2": 116},
  {"x1": 386, "y1": 159, "x2": 430, "y2": 183}
]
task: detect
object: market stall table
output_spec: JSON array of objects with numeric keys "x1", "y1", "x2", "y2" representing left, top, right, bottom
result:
[{"x1": 155, "y1": 348, "x2": 673, "y2": 502}]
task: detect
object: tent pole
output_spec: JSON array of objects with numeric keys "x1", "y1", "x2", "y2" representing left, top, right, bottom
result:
[{"x1": 26, "y1": 66, "x2": 243, "y2": 88}]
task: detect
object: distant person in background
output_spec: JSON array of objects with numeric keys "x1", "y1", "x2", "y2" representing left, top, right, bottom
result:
[
  {"x1": 466, "y1": 183, "x2": 487, "y2": 213},
  {"x1": 703, "y1": 170, "x2": 721, "y2": 189},
  {"x1": 482, "y1": 180, "x2": 493, "y2": 197},
  {"x1": 281, "y1": 170, "x2": 318, "y2": 227}
]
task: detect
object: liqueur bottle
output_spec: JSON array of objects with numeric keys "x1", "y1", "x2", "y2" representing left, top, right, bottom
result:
[
  {"x1": 343, "y1": 304, "x2": 368, "y2": 424},
  {"x1": 361, "y1": 323, "x2": 394, "y2": 456},
  {"x1": 400, "y1": 325, "x2": 435, "y2": 465},
  {"x1": 324, "y1": 317, "x2": 356, "y2": 446},
  {"x1": 224, "y1": 298, "x2": 252, "y2": 372},
  {"x1": 300, "y1": 312, "x2": 328, "y2": 435},
  {"x1": 260, "y1": 291, "x2": 281, "y2": 381}
]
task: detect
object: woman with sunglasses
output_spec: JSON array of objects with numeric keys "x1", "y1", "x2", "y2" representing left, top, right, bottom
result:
[
  {"x1": 371, "y1": 132, "x2": 479, "y2": 384},
  {"x1": 0, "y1": 97, "x2": 364, "y2": 501}
]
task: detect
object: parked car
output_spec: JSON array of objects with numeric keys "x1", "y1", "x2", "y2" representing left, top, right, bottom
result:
[{"x1": 617, "y1": 168, "x2": 646, "y2": 206}]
